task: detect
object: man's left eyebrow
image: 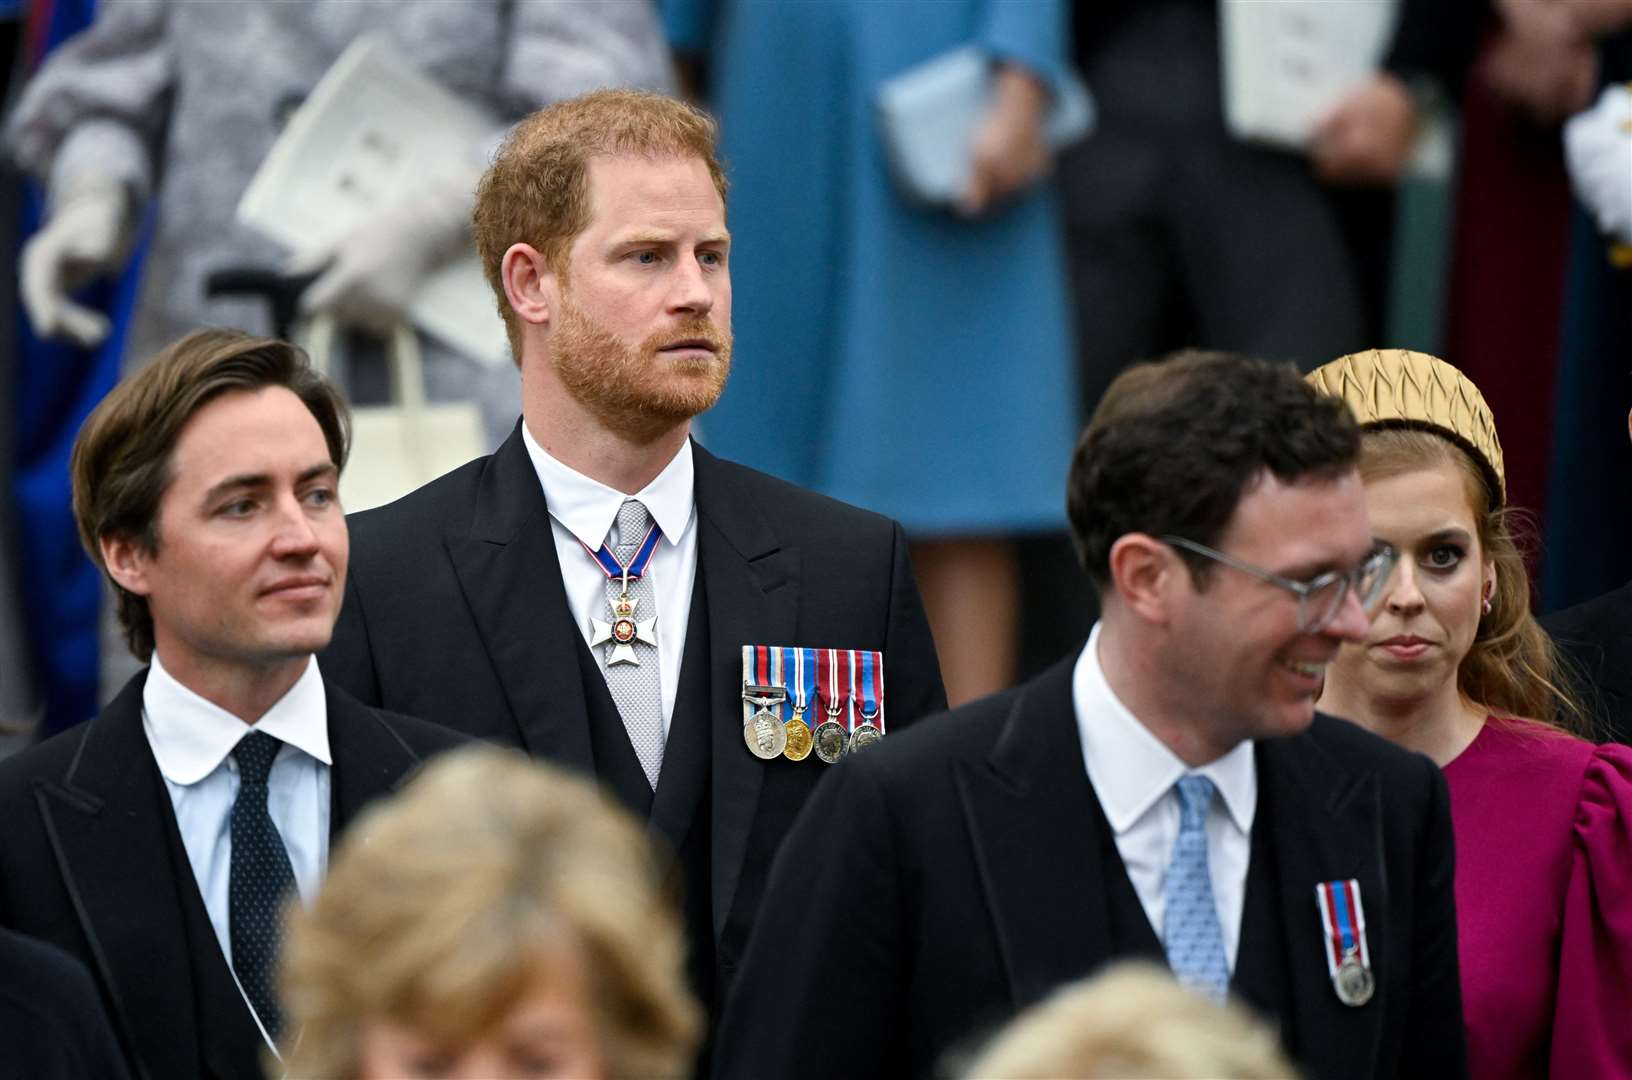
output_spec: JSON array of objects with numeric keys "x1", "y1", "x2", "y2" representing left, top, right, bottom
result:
[
  {"x1": 203, "y1": 473, "x2": 270, "y2": 502},
  {"x1": 297, "y1": 462, "x2": 338, "y2": 484}
]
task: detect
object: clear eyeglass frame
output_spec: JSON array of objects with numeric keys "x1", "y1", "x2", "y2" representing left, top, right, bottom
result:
[{"x1": 1160, "y1": 535, "x2": 1398, "y2": 634}]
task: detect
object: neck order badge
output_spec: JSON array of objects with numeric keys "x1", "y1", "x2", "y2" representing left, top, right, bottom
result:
[{"x1": 583, "y1": 521, "x2": 661, "y2": 666}]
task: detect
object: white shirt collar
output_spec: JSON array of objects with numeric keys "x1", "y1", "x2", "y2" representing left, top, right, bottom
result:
[
  {"x1": 142, "y1": 652, "x2": 332, "y2": 785},
  {"x1": 522, "y1": 422, "x2": 696, "y2": 553},
  {"x1": 1073, "y1": 622, "x2": 1256, "y2": 836}
]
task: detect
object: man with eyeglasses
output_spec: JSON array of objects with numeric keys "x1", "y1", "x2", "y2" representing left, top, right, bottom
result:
[{"x1": 714, "y1": 351, "x2": 1466, "y2": 1080}]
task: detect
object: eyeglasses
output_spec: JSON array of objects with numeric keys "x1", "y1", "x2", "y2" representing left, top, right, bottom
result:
[{"x1": 1160, "y1": 535, "x2": 1398, "y2": 634}]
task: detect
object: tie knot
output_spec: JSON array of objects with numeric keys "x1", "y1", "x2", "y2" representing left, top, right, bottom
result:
[
  {"x1": 613, "y1": 499, "x2": 654, "y2": 553},
  {"x1": 1175, "y1": 774, "x2": 1215, "y2": 828},
  {"x1": 233, "y1": 731, "x2": 283, "y2": 785}
]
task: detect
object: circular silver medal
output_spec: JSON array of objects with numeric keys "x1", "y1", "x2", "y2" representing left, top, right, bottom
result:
[
  {"x1": 1334, "y1": 954, "x2": 1374, "y2": 1007},
  {"x1": 847, "y1": 721, "x2": 883, "y2": 755},
  {"x1": 744, "y1": 707, "x2": 787, "y2": 760},
  {"x1": 812, "y1": 720, "x2": 849, "y2": 764}
]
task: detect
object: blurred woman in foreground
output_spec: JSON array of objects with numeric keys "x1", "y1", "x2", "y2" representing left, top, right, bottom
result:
[
  {"x1": 1310, "y1": 349, "x2": 1632, "y2": 1078},
  {"x1": 278, "y1": 746, "x2": 700, "y2": 1079}
]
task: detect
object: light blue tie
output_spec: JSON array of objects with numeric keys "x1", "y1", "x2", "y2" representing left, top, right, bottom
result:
[{"x1": 1163, "y1": 774, "x2": 1230, "y2": 1002}]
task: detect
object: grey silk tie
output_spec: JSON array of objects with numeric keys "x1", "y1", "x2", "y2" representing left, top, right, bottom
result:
[{"x1": 602, "y1": 498, "x2": 665, "y2": 788}]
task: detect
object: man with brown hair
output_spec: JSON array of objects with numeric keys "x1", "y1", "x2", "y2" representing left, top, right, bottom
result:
[
  {"x1": 716, "y1": 351, "x2": 1466, "y2": 1080},
  {"x1": 321, "y1": 90, "x2": 947, "y2": 1019},
  {"x1": 0, "y1": 329, "x2": 465, "y2": 1080}
]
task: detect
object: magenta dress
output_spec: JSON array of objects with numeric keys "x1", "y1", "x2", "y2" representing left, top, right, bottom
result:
[{"x1": 1442, "y1": 718, "x2": 1632, "y2": 1078}]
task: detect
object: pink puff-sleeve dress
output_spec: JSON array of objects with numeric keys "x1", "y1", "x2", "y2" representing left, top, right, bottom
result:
[{"x1": 1442, "y1": 717, "x2": 1632, "y2": 1079}]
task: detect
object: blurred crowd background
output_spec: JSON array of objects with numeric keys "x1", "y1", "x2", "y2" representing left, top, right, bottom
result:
[{"x1": 1, "y1": 0, "x2": 1630, "y2": 743}]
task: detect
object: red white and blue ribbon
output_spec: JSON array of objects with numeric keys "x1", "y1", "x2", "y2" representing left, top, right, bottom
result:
[
  {"x1": 783, "y1": 647, "x2": 815, "y2": 728},
  {"x1": 1315, "y1": 879, "x2": 1371, "y2": 976},
  {"x1": 578, "y1": 522, "x2": 661, "y2": 587}
]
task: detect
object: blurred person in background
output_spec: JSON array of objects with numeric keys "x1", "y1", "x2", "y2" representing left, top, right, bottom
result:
[
  {"x1": 1544, "y1": 18, "x2": 1632, "y2": 613},
  {"x1": 0, "y1": 329, "x2": 465, "y2": 1080},
  {"x1": 1310, "y1": 348, "x2": 1632, "y2": 1078},
  {"x1": 666, "y1": 0, "x2": 1079, "y2": 705},
  {"x1": 956, "y1": 962, "x2": 1297, "y2": 1080},
  {"x1": 6, "y1": 0, "x2": 675, "y2": 733},
  {"x1": 280, "y1": 745, "x2": 701, "y2": 1080},
  {"x1": 1543, "y1": 402, "x2": 1632, "y2": 744}
]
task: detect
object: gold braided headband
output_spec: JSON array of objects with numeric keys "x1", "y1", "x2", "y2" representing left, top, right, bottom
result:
[{"x1": 1306, "y1": 348, "x2": 1506, "y2": 506}]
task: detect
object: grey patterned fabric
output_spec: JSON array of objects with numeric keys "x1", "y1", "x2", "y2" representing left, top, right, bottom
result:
[
  {"x1": 601, "y1": 499, "x2": 664, "y2": 789},
  {"x1": 1162, "y1": 774, "x2": 1230, "y2": 1002},
  {"x1": 228, "y1": 730, "x2": 295, "y2": 1037}
]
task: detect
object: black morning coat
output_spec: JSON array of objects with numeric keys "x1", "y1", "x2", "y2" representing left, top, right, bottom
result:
[
  {"x1": 0, "y1": 673, "x2": 468, "y2": 1080},
  {"x1": 712, "y1": 657, "x2": 1470, "y2": 1080},
  {"x1": 319, "y1": 423, "x2": 949, "y2": 1013},
  {"x1": 1543, "y1": 579, "x2": 1632, "y2": 745}
]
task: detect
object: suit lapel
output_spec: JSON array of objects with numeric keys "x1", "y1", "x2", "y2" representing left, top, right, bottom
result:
[
  {"x1": 1253, "y1": 728, "x2": 1387, "y2": 1080},
  {"x1": 649, "y1": 563, "x2": 712, "y2": 858},
  {"x1": 326, "y1": 682, "x2": 429, "y2": 832},
  {"x1": 34, "y1": 676, "x2": 205, "y2": 1080},
  {"x1": 954, "y1": 660, "x2": 1114, "y2": 1008},
  {"x1": 692, "y1": 444, "x2": 800, "y2": 941},
  {"x1": 444, "y1": 426, "x2": 595, "y2": 770}
]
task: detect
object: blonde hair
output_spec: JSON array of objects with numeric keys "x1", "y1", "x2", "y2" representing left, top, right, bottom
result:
[
  {"x1": 958, "y1": 963, "x2": 1298, "y2": 1079},
  {"x1": 279, "y1": 746, "x2": 701, "y2": 1078},
  {"x1": 472, "y1": 89, "x2": 727, "y2": 360},
  {"x1": 1358, "y1": 428, "x2": 1585, "y2": 733}
]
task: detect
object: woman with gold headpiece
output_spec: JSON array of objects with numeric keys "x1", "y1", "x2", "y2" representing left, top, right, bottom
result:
[{"x1": 1308, "y1": 349, "x2": 1632, "y2": 1079}]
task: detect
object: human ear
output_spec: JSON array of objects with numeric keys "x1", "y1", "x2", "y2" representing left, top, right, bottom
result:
[
  {"x1": 500, "y1": 243, "x2": 554, "y2": 328},
  {"x1": 100, "y1": 532, "x2": 154, "y2": 598},
  {"x1": 1107, "y1": 533, "x2": 1178, "y2": 625}
]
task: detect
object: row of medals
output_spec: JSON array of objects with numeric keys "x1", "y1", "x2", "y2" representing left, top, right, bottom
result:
[{"x1": 743, "y1": 687, "x2": 882, "y2": 764}]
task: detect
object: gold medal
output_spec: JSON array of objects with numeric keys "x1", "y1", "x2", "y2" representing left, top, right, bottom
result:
[{"x1": 783, "y1": 717, "x2": 813, "y2": 761}]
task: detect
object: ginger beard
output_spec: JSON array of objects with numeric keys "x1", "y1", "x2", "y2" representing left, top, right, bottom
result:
[{"x1": 550, "y1": 294, "x2": 732, "y2": 443}]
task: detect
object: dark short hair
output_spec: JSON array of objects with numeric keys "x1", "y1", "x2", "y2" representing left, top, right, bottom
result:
[
  {"x1": 1067, "y1": 350, "x2": 1361, "y2": 591},
  {"x1": 69, "y1": 329, "x2": 350, "y2": 660}
]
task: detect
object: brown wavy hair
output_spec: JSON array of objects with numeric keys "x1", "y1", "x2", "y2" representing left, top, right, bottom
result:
[{"x1": 1358, "y1": 428, "x2": 1585, "y2": 732}]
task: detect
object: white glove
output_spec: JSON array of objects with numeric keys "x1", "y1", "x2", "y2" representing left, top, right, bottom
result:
[
  {"x1": 295, "y1": 163, "x2": 480, "y2": 335},
  {"x1": 1564, "y1": 84, "x2": 1632, "y2": 245},
  {"x1": 19, "y1": 174, "x2": 136, "y2": 347}
]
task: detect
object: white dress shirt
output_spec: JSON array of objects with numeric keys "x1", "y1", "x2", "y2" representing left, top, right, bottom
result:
[
  {"x1": 523, "y1": 423, "x2": 699, "y2": 733},
  {"x1": 1073, "y1": 622, "x2": 1257, "y2": 970},
  {"x1": 142, "y1": 651, "x2": 332, "y2": 1050}
]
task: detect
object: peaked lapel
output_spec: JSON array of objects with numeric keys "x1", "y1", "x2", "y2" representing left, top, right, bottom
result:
[
  {"x1": 326, "y1": 682, "x2": 435, "y2": 831},
  {"x1": 692, "y1": 444, "x2": 800, "y2": 941},
  {"x1": 32, "y1": 674, "x2": 227, "y2": 1080},
  {"x1": 954, "y1": 659, "x2": 1115, "y2": 1008},
  {"x1": 1252, "y1": 726, "x2": 1388, "y2": 1080},
  {"x1": 444, "y1": 426, "x2": 596, "y2": 771}
]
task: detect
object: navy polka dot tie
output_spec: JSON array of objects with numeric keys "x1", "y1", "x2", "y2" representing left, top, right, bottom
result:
[
  {"x1": 1163, "y1": 774, "x2": 1231, "y2": 1002},
  {"x1": 229, "y1": 730, "x2": 296, "y2": 1037}
]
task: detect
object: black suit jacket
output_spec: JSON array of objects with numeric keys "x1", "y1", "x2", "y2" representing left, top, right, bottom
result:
[
  {"x1": 0, "y1": 671, "x2": 468, "y2": 1080},
  {"x1": 320, "y1": 425, "x2": 947, "y2": 1003},
  {"x1": 1542, "y1": 580, "x2": 1632, "y2": 744},
  {"x1": 713, "y1": 658, "x2": 1467, "y2": 1080},
  {"x1": 0, "y1": 927, "x2": 131, "y2": 1080}
]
